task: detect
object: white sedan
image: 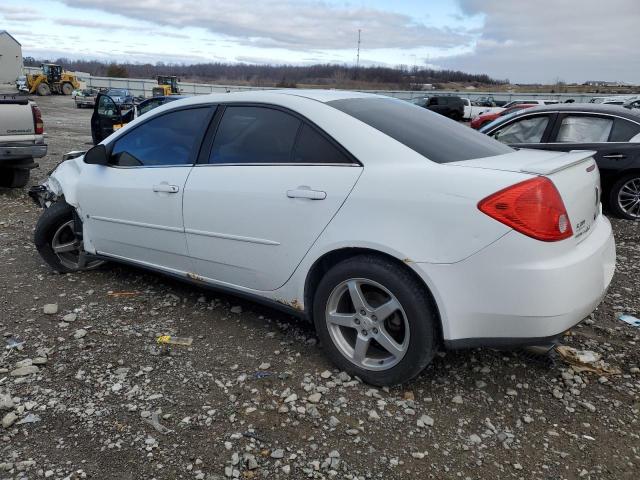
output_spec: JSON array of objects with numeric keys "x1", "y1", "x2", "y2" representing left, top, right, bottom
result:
[{"x1": 31, "y1": 90, "x2": 615, "y2": 385}]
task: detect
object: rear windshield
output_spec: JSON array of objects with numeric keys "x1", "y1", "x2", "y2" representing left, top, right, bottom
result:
[{"x1": 328, "y1": 97, "x2": 513, "y2": 163}]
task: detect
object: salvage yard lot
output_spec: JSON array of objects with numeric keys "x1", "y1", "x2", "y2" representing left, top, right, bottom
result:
[{"x1": 1, "y1": 95, "x2": 639, "y2": 479}]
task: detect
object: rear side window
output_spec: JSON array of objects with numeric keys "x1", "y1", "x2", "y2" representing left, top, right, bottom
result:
[
  {"x1": 110, "y1": 107, "x2": 210, "y2": 166},
  {"x1": 328, "y1": 97, "x2": 512, "y2": 163},
  {"x1": 293, "y1": 125, "x2": 352, "y2": 164},
  {"x1": 556, "y1": 116, "x2": 612, "y2": 143},
  {"x1": 210, "y1": 106, "x2": 301, "y2": 164},
  {"x1": 609, "y1": 118, "x2": 640, "y2": 142}
]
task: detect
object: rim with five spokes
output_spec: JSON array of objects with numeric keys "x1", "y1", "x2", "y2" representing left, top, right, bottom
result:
[
  {"x1": 51, "y1": 220, "x2": 104, "y2": 271},
  {"x1": 618, "y1": 177, "x2": 640, "y2": 219},
  {"x1": 325, "y1": 278, "x2": 410, "y2": 371}
]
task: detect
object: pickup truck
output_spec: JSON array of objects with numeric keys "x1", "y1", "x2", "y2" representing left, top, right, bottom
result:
[
  {"x1": 0, "y1": 95, "x2": 47, "y2": 188},
  {"x1": 461, "y1": 98, "x2": 503, "y2": 121}
]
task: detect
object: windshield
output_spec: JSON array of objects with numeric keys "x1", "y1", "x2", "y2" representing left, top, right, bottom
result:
[
  {"x1": 108, "y1": 89, "x2": 127, "y2": 97},
  {"x1": 328, "y1": 97, "x2": 513, "y2": 163}
]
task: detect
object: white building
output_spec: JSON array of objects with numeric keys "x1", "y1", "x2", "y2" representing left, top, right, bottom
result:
[{"x1": 0, "y1": 31, "x2": 23, "y2": 84}]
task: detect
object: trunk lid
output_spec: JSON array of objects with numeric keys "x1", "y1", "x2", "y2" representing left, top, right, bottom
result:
[{"x1": 453, "y1": 149, "x2": 601, "y2": 243}]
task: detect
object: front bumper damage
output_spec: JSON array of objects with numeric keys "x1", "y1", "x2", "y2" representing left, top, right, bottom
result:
[{"x1": 28, "y1": 150, "x2": 86, "y2": 208}]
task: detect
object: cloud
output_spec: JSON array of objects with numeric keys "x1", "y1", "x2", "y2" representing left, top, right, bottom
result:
[
  {"x1": 60, "y1": 0, "x2": 471, "y2": 51},
  {"x1": 0, "y1": 5, "x2": 43, "y2": 21},
  {"x1": 439, "y1": 0, "x2": 640, "y2": 83}
]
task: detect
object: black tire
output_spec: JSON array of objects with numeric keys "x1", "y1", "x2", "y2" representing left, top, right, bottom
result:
[
  {"x1": 608, "y1": 173, "x2": 640, "y2": 220},
  {"x1": 61, "y1": 82, "x2": 73, "y2": 95},
  {"x1": 0, "y1": 168, "x2": 29, "y2": 188},
  {"x1": 34, "y1": 202, "x2": 77, "y2": 273},
  {"x1": 312, "y1": 254, "x2": 438, "y2": 386},
  {"x1": 36, "y1": 83, "x2": 51, "y2": 96}
]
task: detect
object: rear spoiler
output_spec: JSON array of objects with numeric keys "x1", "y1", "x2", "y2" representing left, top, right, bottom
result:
[{"x1": 519, "y1": 150, "x2": 596, "y2": 175}]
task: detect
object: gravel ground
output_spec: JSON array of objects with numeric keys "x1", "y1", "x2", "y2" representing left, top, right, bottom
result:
[{"x1": 1, "y1": 95, "x2": 639, "y2": 480}]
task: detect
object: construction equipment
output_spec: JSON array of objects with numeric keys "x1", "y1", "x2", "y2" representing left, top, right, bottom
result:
[
  {"x1": 152, "y1": 76, "x2": 180, "y2": 97},
  {"x1": 26, "y1": 64, "x2": 80, "y2": 96}
]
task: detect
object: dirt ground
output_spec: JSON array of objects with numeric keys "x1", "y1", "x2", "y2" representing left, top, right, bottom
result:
[{"x1": 0, "y1": 95, "x2": 639, "y2": 480}]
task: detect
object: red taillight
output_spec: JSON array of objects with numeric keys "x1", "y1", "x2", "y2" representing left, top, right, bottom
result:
[
  {"x1": 31, "y1": 104, "x2": 44, "y2": 135},
  {"x1": 478, "y1": 177, "x2": 573, "y2": 242}
]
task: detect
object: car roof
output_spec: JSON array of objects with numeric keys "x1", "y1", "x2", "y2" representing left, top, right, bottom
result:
[{"x1": 512, "y1": 103, "x2": 640, "y2": 120}]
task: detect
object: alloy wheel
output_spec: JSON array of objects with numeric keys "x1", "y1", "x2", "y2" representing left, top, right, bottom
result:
[
  {"x1": 617, "y1": 177, "x2": 640, "y2": 219},
  {"x1": 325, "y1": 278, "x2": 410, "y2": 371},
  {"x1": 51, "y1": 220, "x2": 104, "y2": 271}
]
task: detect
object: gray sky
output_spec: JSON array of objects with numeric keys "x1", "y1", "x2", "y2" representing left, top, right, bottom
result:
[{"x1": 2, "y1": 0, "x2": 639, "y2": 83}]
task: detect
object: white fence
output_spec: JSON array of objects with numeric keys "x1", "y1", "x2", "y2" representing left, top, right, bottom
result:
[{"x1": 22, "y1": 66, "x2": 628, "y2": 103}]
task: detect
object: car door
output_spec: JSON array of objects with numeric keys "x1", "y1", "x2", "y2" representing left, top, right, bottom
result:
[
  {"x1": 78, "y1": 106, "x2": 215, "y2": 273},
  {"x1": 543, "y1": 113, "x2": 639, "y2": 172},
  {"x1": 489, "y1": 112, "x2": 557, "y2": 148},
  {"x1": 182, "y1": 105, "x2": 362, "y2": 291},
  {"x1": 91, "y1": 94, "x2": 122, "y2": 145}
]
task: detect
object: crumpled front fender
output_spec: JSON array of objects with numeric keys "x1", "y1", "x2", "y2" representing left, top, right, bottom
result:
[{"x1": 44, "y1": 156, "x2": 85, "y2": 208}]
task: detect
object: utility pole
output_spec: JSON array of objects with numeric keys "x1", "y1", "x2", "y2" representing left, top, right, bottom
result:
[{"x1": 356, "y1": 29, "x2": 361, "y2": 70}]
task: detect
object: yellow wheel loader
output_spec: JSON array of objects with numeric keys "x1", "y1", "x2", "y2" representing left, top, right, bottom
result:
[
  {"x1": 152, "y1": 76, "x2": 180, "y2": 97},
  {"x1": 27, "y1": 64, "x2": 81, "y2": 96}
]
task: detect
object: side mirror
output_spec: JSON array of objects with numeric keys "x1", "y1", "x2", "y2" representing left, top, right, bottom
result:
[{"x1": 84, "y1": 144, "x2": 109, "y2": 165}]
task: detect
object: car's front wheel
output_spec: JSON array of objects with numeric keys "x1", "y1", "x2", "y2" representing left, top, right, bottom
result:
[
  {"x1": 313, "y1": 255, "x2": 438, "y2": 386},
  {"x1": 34, "y1": 201, "x2": 105, "y2": 273},
  {"x1": 609, "y1": 173, "x2": 640, "y2": 220}
]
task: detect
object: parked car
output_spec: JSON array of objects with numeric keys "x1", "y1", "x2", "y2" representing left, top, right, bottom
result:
[
  {"x1": 74, "y1": 88, "x2": 99, "y2": 108},
  {"x1": 461, "y1": 98, "x2": 502, "y2": 121},
  {"x1": 501, "y1": 99, "x2": 559, "y2": 109},
  {"x1": 90, "y1": 93, "x2": 188, "y2": 144},
  {"x1": 624, "y1": 98, "x2": 640, "y2": 110},
  {"x1": 470, "y1": 104, "x2": 537, "y2": 129},
  {"x1": 480, "y1": 104, "x2": 640, "y2": 220},
  {"x1": 426, "y1": 95, "x2": 465, "y2": 120},
  {"x1": 15, "y1": 75, "x2": 28, "y2": 93},
  {"x1": 104, "y1": 88, "x2": 134, "y2": 106},
  {"x1": 0, "y1": 95, "x2": 47, "y2": 187},
  {"x1": 30, "y1": 91, "x2": 614, "y2": 385}
]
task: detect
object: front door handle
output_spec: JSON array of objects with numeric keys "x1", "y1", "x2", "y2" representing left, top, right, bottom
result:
[
  {"x1": 153, "y1": 184, "x2": 179, "y2": 193},
  {"x1": 287, "y1": 187, "x2": 326, "y2": 200},
  {"x1": 602, "y1": 154, "x2": 626, "y2": 159}
]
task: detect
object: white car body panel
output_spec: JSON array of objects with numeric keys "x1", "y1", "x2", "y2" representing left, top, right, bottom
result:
[
  {"x1": 183, "y1": 165, "x2": 362, "y2": 291},
  {"x1": 43, "y1": 89, "x2": 616, "y2": 345},
  {"x1": 77, "y1": 164, "x2": 194, "y2": 273}
]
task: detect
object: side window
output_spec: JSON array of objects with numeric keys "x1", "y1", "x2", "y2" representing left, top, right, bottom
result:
[
  {"x1": 492, "y1": 116, "x2": 550, "y2": 144},
  {"x1": 110, "y1": 107, "x2": 210, "y2": 167},
  {"x1": 97, "y1": 95, "x2": 118, "y2": 117},
  {"x1": 293, "y1": 125, "x2": 352, "y2": 164},
  {"x1": 556, "y1": 116, "x2": 613, "y2": 143},
  {"x1": 209, "y1": 106, "x2": 301, "y2": 164},
  {"x1": 609, "y1": 118, "x2": 640, "y2": 142},
  {"x1": 138, "y1": 99, "x2": 161, "y2": 116},
  {"x1": 428, "y1": 97, "x2": 439, "y2": 106}
]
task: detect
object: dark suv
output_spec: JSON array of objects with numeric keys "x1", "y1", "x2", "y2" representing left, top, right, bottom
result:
[{"x1": 426, "y1": 96, "x2": 464, "y2": 121}]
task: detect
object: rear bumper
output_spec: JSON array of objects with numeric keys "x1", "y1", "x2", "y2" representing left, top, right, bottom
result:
[
  {"x1": 415, "y1": 215, "x2": 616, "y2": 347},
  {"x1": 0, "y1": 143, "x2": 47, "y2": 162}
]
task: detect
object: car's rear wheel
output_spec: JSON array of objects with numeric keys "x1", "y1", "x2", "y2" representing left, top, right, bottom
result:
[
  {"x1": 313, "y1": 255, "x2": 438, "y2": 385},
  {"x1": 34, "y1": 201, "x2": 105, "y2": 273},
  {"x1": 610, "y1": 173, "x2": 640, "y2": 220}
]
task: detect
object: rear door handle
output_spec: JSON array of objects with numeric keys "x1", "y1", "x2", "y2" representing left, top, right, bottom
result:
[
  {"x1": 602, "y1": 154, "x2": 626, "y2": 159},
  {"x1": 287, "y1": 187, "x2": 326, "y2": 200},
  {"x1": 153, "y1": 184, "x2": 179, "y2": 193}
]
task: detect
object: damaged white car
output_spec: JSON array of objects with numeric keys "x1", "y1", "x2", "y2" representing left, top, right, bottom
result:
[{"x1": 31, "y1": 90, "x2": 616, "y2": 385}]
